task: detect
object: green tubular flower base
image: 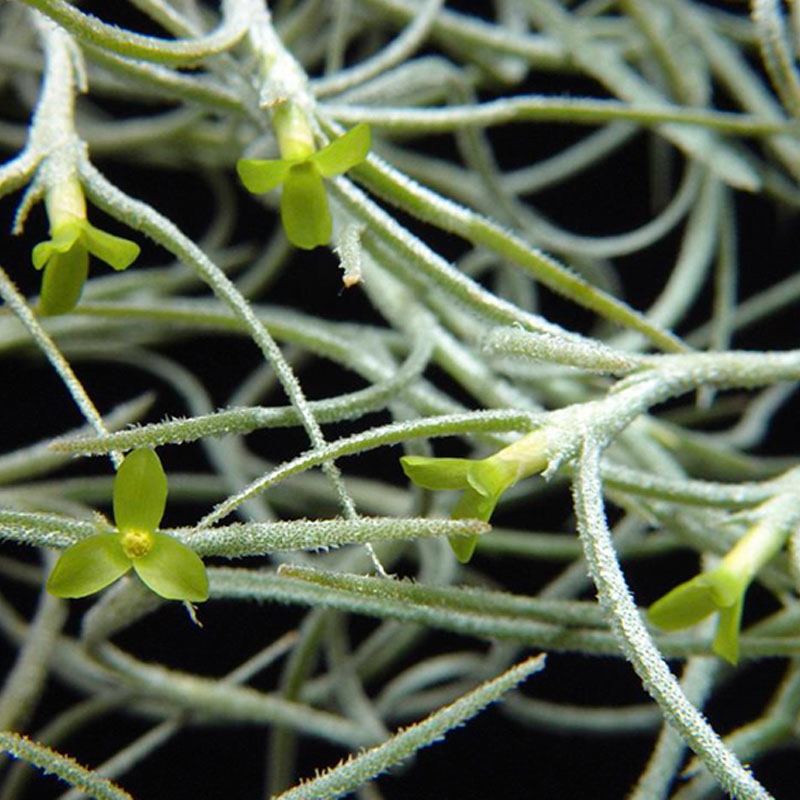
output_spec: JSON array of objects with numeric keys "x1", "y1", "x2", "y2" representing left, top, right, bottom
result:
[
  {"x1": 46, "y1": 449, "x2": 208, "y2": 602},
  {"x1": 237, "y1": 123, "x2": 371, "y2": 250}
]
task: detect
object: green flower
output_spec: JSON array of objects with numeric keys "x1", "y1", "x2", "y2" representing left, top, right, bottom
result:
[
  {"x1": 401, "y1": 430, "x2": 549, "y2": 563},
  {"x1": 32, "y1": 217, "x2": 140, "y2": 316},
  {"x1": 237, "y1": 123, "x2": 371, "y2": 250},
  {"x1": 47, "y1": 449, "x2": 208, "y2": 602},
  {"x1": 648, "y1": 565, "x2": 746, "y2": 665},
  {"x1": 648, "y1": 516, "x2": 790, "y2": 665}
]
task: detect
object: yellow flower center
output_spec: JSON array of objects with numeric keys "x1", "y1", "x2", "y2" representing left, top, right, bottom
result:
[{"x1": 121, "y1": 529, "x2": 154, "y2": 559}]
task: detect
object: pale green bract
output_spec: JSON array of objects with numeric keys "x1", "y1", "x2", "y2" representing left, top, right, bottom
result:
[
  {"x1": 46, "y1": 449, "x2": 208, "y2": 602},
  {"x1": 236, "y1": 123, "x2": 371, "y2": 250},
  {"x1": 32, "y1": 217, "x2": 140, "y2": 316}
]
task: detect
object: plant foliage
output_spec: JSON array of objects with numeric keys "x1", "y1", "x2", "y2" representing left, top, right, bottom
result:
[{"x1": 1, "y1": 1, "x2": 800, "y2": 798}]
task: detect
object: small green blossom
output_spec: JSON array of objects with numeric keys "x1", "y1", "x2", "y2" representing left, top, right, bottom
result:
[
  {"x1": 32, "y1": 177, "x2": 139, "y2": 316},
  {"x1": 649, "y1": 516, "x2": 790, "y2": 665},
  {"x1": 33, "y1": 217, "x2": 140, "y2": 315},
  {"x1": 237, "y1": 112, "x2": 371, "y2": 250},
  {"x1": 401, "y1": 430, "x2": 549, "y2": 563},
  {"x1": 648, "y1": 565, "x2": 746, "y2": 665},
  {"x1": 47, "y1": 449, "x2": 208, "y2": 602}
]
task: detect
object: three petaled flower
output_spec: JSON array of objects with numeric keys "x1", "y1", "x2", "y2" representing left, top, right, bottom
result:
[
  {"x1": 401, "y1": 430, "x2": 549, "y2": 563},
  {"x1": 47, "y1": 448, "x2": 208, "y2": 602},
  {"x1": 33, "y1": 216, "x2": 140, "y2": 317},
  {"x1": 648, "y1": 565, "x2": 746, "y2": 665},
  {"x1": 648, "y1": 514, "x2": 791, "y2": 665},
  {"x1": 237, "y1": 122, "x2": 370, "y2": 250}
]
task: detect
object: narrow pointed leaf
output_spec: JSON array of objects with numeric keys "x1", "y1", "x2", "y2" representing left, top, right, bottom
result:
[
  {"x1": 39, "y1": 248, "x2": 89, "y2": 316},
  {"x1": 81, "y1": 222, "x2": 140, "y2": 271},
  {"x1": 236, "y1": 158, "x2": 290, "y2": 194},
  {"x1": 648, "y1": 575, "x2": 719, "y2": 631},
  {"x1": 273, "y1": 102, "x2": 316, "y2": 161},
  {"x1": 280, "y1": 162, "x2": 331, "y2": 249},
  {"x1": 400, "y1": 456, "x2": 471, "y2": 490},
  {"x1": 134, "y1": 533, "x2": 209, "y2": 601},
  {"x1": 311, "y1": 123, "x2": 371, "y2": 178},
  {"x1": 269, "y1": 654, "x2": 544, "y2": 800},
  {"x1": 113, "y1": 448, "x2": 167, "y2": 533},
  {"x1": 47, "y1": 535, "x2": 131, "y2": 598}
]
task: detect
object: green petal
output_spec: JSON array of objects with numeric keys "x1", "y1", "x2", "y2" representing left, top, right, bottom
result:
[
  {"x1": 712, "y1": 594, "x2": 745, "y2": 665},
  {"x1": 467, "y1": 458, "x2": 519, "y2": 499},
  {"x1": 449, "y1": 486, "x2": 497, "y2": 563},
  {"x1": 32, "y1": 241, "x2": 56, "y2": 271},
  {"x1": 648, "y1": 574, "x2": 720, "y2": 631},
  {"x1": 81, "y1": 221, "x2": 140, "y2": 271},
  {"x1": 400, "y1": 456, "x2": 472, "y2": 490},
  {"x1": 31, "y1": 221, "x2": 83, "y2": 270},
  {"x1": 280, "y1": 162, "x2": 331, "y2": 249},
  {"x1": 236, "y1": 158, "x2": 290, "y2": 194},
  {"x1": 113, "y1": 448, "x2": 168, "y2": 534},
  {"x1": 447, "y1": 534, "x2": 480, "y2": 564},
  {"x1": 133, "y1": 533, "x2": 209, "y2": 602},
  {"x1": 310, "y1": 123, "x2": 371, "y2": 178},
  {"x1": 442, "y1": 456, "x2": 523, "y2": 563},
  {"x1": 452, "y1": 485, "x2": 497, "y2": 523},
  {"x1": 705, "y1": 565, "x2": 745, "y2": 608},
  {"x1": 39, "y1": 247, "x2": 89, "y2": 316},
  {"x1": 46, "y1": 535, "x2": 131, "y2": 598}
]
